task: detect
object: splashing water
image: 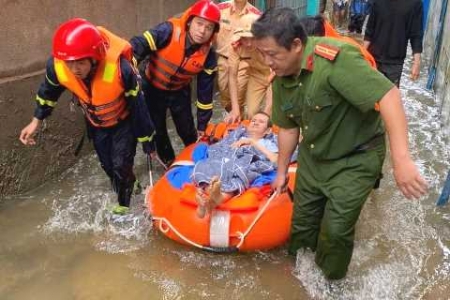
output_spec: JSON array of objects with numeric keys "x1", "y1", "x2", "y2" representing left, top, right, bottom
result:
[{"x1": 42, "y1": 153, "x2": 153, "y2": 254}]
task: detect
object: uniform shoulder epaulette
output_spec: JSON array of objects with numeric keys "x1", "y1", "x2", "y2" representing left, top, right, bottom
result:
[
  {"x1": 218, "y1": 2, "x2": 231, "y2": 10},
  {"x1": 248, "y1": 6, "x2": 262, "y2": 15},
  {"x1": 314, "y1": 43, "x2": 340, "y2": 61}
]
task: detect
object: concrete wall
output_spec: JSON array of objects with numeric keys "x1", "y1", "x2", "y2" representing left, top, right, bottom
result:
[
  {"x1": 0, "y1": 0, "x2": 195, "y2": 198},
  {"x1": 424, "y1": 0, "x2": 450, "y2": 135}
]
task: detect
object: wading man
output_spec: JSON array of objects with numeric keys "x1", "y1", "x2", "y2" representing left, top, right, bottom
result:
[
  {"x1": 252, "y1": 8, "x2": 428, "y2": 280},
  {"x1": 19, "y1": 19, "x2": 155, "y2": 214},
  {"x1": 130, "y1": 0, "x2": 220, "y2": 167}
]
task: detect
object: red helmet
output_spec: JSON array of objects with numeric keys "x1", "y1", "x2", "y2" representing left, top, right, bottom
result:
[
  {"x1": 188, "y1": 0, "x2": 221, "y2": 31},
  {"x1": 52, "y1": 18, "x2": 107, "y2": 61}
]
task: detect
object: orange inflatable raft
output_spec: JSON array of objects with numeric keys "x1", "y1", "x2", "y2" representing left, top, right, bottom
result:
[{"x1": 147, "y1": 122, "x2": 296, "y2": 252}]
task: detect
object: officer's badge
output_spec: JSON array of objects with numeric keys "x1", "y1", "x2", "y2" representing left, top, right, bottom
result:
[{"x1": 314, "y1": 44, "x2": 340, "y2": 61}]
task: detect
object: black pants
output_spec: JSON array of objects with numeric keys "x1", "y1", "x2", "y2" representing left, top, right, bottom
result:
[
  {"x1": 142, "y1": 80, "x2": 197, "y2": 165},
  {"x1": 348, "y1": 14, "x2": 365, "y2": 33},
  {"x1": 90, "y1": 118, "x2": 137, "y2": 207},
  {"x1": 376, "y1": 62, "x2": 404, "y2": 87}
]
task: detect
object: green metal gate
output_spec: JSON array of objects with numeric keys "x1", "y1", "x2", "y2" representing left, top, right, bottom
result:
[
  {"x1": 272, "y1": 0, "x2": 307, "y2": 17},
  {"x1": 218, "y1": 0, "x2": 316, "y2": 17},
  {"x1": 218, "y1": 0, "x2": 267, "y2": 11}
]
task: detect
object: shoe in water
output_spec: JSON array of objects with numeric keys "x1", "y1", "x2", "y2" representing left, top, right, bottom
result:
[{"x1": 111, "y1": 205, "x2": 130, "y2": 215}]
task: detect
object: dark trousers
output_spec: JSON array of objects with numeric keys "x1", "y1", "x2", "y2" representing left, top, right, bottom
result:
[
  {"x1": 376, "y1": 61, "x2": 404, "y2": 87},
  {"x1": 289, "y1": 142, "x2": 385, "y2": 280},
  {"x1": 142, "y1": 80, "x2": 197, "y2": 165},
  {"x1": 90, "y1": 118, "x2": 137, "y2": 207},
  {"x1": 348, "y1": 14, "x2": 365, "y2": 33}
]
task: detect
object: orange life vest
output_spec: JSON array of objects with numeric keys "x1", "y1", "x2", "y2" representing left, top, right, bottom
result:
[
  {"x1": 323, "y1": 21, "x2": 376, "y2": 68},
  {"x1": 145, "y1": 17, "x2": 211, "y2": 91},
  {"x1": 54, "y1": 27, "x2": 132, "y2": 128}
]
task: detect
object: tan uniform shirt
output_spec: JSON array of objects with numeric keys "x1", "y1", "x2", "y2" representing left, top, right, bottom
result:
[
  {"x1": 229, "y1": 45, "x2": 270, "y2": 82},
  {"x1": 216, "y1": 1, "x2": 261, "y2": 58},
  {"x1": 229, "y1": 44, "x2": 271, "y2": 117}
]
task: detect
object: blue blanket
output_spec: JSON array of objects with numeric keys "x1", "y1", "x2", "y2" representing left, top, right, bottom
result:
[{"x1": 168, "y1": 127, "x2": 278, "y2": 191}]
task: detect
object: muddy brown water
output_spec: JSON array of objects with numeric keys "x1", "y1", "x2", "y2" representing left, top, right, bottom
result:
[{"x1": 1, "y1": 57, "x2": 450, "y2": 299}]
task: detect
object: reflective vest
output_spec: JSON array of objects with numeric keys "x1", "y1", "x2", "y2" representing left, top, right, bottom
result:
[
  {"x1": 145, "y1": 17, "x2": 210, "y2": 90},
  {"x1": 54, "y1": 27, "x2": 132, "y2": 127},
  {"x1": 323, "y1": 21, "x2": 376, "y2": 68}
]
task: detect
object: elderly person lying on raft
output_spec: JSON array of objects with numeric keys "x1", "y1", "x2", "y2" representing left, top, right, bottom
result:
[{"x1": 192, "y1": 111, "x2": 279, "y2": 218}]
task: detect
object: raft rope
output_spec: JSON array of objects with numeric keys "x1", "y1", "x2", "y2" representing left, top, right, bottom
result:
[
  {"x1": 154, "y1": 155, "x2": 169, "y2": 170},
  {"x1": 235, "y1": 191, "x2": 278, "y2": 249},
  {"x1": 152, "y1": 216, "x2": 207, "y2": 249},
  {"x1": 151, "y1": 190, "x2": 279, "y2": 252}
]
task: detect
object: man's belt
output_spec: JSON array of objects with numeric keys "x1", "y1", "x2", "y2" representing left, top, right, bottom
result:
[
  {"x1": 353, "y1": 134, "x2": 385, "y2": 153},
  {"x1": 218, "y1": 54, "x2": 251, "y2": 60}
]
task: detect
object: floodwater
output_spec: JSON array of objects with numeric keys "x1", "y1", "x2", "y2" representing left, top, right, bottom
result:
[{"x1": 1, "y1": 56, "x2": 450, "y2": 300}]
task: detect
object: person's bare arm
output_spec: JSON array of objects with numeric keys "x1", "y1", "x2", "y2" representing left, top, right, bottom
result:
[
  {"x1": 232, "y1": 137, "x2": 278, "y2": 163},
  {"x1": 253, "y1": 139, "x2": 278, "y2": 163},
  {"x1": 410, "y1": 53, "x2": 421, "y2": 81},
  {"x1": 379, "y1": 87, "x2": 428, "y2": 199},
  {"x1": 272, "y1": 127, "x2": 299, "y2": 193}
]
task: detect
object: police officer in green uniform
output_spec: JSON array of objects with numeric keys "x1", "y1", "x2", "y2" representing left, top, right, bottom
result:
[{"x1": 251, "y1": 8, "x2": 428, "y2": 280}]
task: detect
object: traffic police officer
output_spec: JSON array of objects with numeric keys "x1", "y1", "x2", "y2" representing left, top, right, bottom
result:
[
  {"x1": 216, "y1": 0, "x2": 261, "y2": 114},
  {"x1": 225, "y1": 13, "x2": 272, "y2": 123},
  {"x1": 252, "y1": 8, "x2": 428, "y2": 279},
  {"x1": 130, "y1": 0, "x2": 220, "y2": 166}
]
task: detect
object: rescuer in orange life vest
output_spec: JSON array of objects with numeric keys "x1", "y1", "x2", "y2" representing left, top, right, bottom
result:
[
  {"x1": 19, "y1": 18, "x2": 156, "y2": 215},
  {"x1": 130, "y1": 0, "x2": 220, "y2": 167}
]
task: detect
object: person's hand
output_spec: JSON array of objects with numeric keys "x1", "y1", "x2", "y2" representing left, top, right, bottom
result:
[
  {"x1": 232, "y1": 138, "x2": 253, "y2": 148},
  {"x1": 272, "y1": 173, "x2": 288, "y2": 194},
  {"x1": 393, "y1": 157, "x2": 428, "y2": 199},
  {"x1": 142, "y1": 140, "x2": 155, "y2": 155},
  {"x1": 19, "y1": 118, "x2": 41, "y2": 145},
  {"x1": 197, "y1": 130, "x2": 205, "y2": 140},
  {"x1": 224, "y1": 109, "x2": 241, "y2": 124},
  {"x1": 410, "y1": 60, "x2": 421, "y2": 81}
]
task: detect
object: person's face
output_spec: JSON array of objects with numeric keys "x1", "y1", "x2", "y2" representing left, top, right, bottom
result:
[
  {"x1": 234, "y1": 0, "x2": 248, "y2": 5},
  {"x1": 254, "y1": 36, "x2": 303, "y2": 77},
  {"x1": 66, "y1": 58, "x2": 92, "y2": 79},
  {"x1": 240, "y1": 36, "x2": 253, "y2": 48},
  {"x1": 247, "y1": 113, "x2": 270, "y2": 136},
  {"x1": 188, "y1": 16, "x2": 215, "y2": 44}
]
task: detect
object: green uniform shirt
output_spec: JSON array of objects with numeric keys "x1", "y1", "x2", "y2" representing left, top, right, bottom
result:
[{"x1": 272, "y1": 36, "x2": 394, "y2": 161}]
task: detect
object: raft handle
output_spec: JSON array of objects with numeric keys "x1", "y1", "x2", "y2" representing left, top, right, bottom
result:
[
  {"x1": 202, "y1": 246, "x2": 239, "y2": 254},
  {"x1": 152, "y1": 216, "x2": 240, "y2": 252}
]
